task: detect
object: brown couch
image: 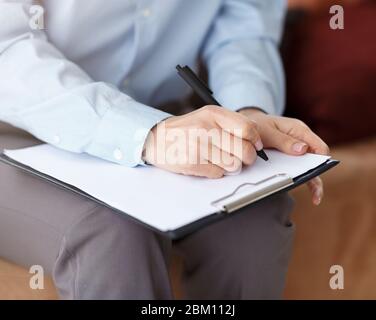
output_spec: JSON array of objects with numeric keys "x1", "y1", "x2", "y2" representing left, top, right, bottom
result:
[
  {"x1": 284, "y1": 137, "x2": 376, "y2": 299},
  {"x1": 1, "y1": 136, "x2": 375, "y2": 299}
]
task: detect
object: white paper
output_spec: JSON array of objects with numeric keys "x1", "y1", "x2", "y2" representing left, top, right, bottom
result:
[{"x1": 4, "y1": 145, "x2": 330, "y2": 232}]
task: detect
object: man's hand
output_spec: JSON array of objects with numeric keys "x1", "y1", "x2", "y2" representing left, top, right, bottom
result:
[
  {"x1": 143, "y1": 105, "x2": 263, "y2": 178},
  {"x1": 239, "y1": 108, "x2": 330, "y2": 206}
]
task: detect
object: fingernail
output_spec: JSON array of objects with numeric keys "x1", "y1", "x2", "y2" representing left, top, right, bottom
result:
[
  {"x1": 314, "y1": 191, "x2": 322, "y2": 205},
  {"x1": 292, "y1": 142, "x2": 307, "y2": 153},
  {"x1": 255, "y1": 140, "x2": 264, "y2": 151}
]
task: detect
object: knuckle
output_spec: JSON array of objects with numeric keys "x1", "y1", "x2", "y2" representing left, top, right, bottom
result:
[
  {"x1": 242, "y1": 142, "x2": 256, "y2": 164},
  {"x1": 296, "y1": 119, "x2": 309, "y2": 128},
  {"x1": 202, "y1": 105, "x2": 219, "y2": 114},
  {"x1": 241, "y1": 122, "x2": 254, "y2": 138},
  {"x1": 245, "y1": 120, "x2": 256, "y2": 131}
]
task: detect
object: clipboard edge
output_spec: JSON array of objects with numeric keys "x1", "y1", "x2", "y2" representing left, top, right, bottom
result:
[
  {"x1": 0, "y1": 150, "x2": 340, "y2": 241},
  {"x1": 0, "y1": 151, "x2": 170, "y2": 238},
  {"x1": 170, "y1": 158, "x2": 340, "y2": 240}
]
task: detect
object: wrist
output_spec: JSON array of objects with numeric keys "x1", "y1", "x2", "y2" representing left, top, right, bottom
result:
[{"x1": 142, "y1": 124, "x2": 158, "y2": 164}]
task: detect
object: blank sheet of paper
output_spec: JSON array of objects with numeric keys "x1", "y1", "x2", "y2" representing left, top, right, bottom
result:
[{"x1": 4, "y1": 145, "x2": 330, "y2": 232}]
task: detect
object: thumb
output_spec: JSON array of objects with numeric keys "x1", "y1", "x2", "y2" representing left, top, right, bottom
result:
[{"x1": 269, "y1": 131, "x2": 309, "y2": 156}]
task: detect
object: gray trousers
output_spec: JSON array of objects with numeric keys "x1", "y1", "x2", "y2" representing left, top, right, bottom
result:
[{"x1": 0, "y1": 122, "x2": 295, "y2": 299}]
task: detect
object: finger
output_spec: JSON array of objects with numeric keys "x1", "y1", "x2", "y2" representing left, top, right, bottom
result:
[
  {"x1": 182, "y1": 163, "x2": 225, "y2": 179},
  {"x1": 203, "y1": 106, "x2": 264, "y2": 151},
  {"x1": 277, "y1": 118, "x2": 330, "y2": 155},
  {"x1": 203, "y1": 143, "x2": 243, "y2": 173},
  {"x1": 295, "y1": 127, "x2": 329, "y2": 155},
  {"x1": 306, "y1": 177, "x2": 323, "y2": 205},
  {"x1": 209, "y1": 131, "x2": 257, "y2": 166},
  {"x1": 262, "y1": 130, "x2": 309, "y2": 156}
]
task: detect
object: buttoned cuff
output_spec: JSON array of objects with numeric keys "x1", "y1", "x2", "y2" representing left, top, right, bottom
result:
[
  {"x1": 86, "y1": 100, "x2": 171, "y2": 167},
  {"x1": 215, "y1": 80, "x2": 277, "y2": 115}
]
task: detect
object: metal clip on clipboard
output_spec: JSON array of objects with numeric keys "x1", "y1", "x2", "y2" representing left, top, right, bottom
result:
[{"x1": 211, "y1": 173, "x2": 294, "y2": 213}]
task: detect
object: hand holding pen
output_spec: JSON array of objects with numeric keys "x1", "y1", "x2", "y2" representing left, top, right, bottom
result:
[
  {"x1": 176, "y1": 65, "x2": 268, "y2": 161},
  {"x1": 142, "y1": 65, "x2": 268, "y2": 179}
]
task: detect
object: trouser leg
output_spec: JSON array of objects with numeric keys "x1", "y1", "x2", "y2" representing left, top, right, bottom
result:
[
  {"x1": 53, "y1": 205, "x2": 173, "y2": 299},
  {"x1": 0, "y1": 122, "x2": 173, "y2": 299},
  {"x1": 174, "y1": 193, "x2": 295, "y2": 299}
]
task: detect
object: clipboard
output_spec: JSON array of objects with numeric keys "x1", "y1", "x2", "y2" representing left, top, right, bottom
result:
[
  {"x1": 0, "y1": 148, "x2": 339, "y2": 240},
  {"x1": 172, "y1": 158, "x2": 339, "y2": 239}
]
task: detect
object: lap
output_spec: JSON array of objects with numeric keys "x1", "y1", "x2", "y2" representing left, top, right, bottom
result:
[
  {"x1": 0, "y1": 122, "x2": 295, "y2": 283},
  {"x1": 0, "y1": 123, "x2": 103, "y2": 271},
  {"x1": 174, "y1": 193, "x2": 295, "y2": 299},
  {"x1": 0, "y1": 123, "x2": 172, "y2": 276}
]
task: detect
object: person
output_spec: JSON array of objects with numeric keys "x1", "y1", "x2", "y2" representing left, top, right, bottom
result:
[{"x1": 0, "y1": 0, "x2": 328, "y2": 299}]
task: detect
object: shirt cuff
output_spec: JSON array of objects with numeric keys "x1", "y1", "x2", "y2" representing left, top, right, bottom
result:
[
  {"x1": 85, "y1": 100, "x2": 171, "y2": 167},
  {"x1": 214, "y1": 80, "x2": 277, "y2": 115}
]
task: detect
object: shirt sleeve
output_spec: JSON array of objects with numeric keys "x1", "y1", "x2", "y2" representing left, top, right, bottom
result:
[
  {"x1": 202, "y1": 0, "x2": 287, "y2": 115},
  {"x1": 0, "y1": 1, "x2": 170, "y2": 167}
]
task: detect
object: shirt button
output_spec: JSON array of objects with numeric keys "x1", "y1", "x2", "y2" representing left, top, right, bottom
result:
[
  {"x1": 53, "y1": 135, "x2": 61, "y2": 144},
  {"x1": 141, "y1": 8, "x2": 151, "y2": 17},
  {"x1": 113, "y1": 148, "x2": 123, "y2": 161}
]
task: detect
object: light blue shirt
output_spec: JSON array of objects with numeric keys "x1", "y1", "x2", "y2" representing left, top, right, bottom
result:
[{"x1": 0, "y1": 0, "x2": 286, "y2": 166}]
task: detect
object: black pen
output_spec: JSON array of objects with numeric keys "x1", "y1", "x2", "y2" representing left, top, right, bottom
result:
[{"x1": 176, "y1": 65, "x2": 268, "y2": 161}]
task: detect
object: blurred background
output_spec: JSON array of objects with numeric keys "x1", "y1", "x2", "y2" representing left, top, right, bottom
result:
[
  {"x1": 283, "y1": 0, "x2": 376, "y2": 299},
  {"x1": 0, "y1": 0, "x2": 375, "y2": 299}
]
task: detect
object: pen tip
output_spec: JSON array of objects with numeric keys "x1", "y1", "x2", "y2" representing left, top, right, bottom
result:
[{"x1": 257, "y1": 150, "x2": 269, "y2": 161}]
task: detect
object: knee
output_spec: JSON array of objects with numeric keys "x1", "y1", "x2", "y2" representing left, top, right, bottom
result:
[{"x1": 53, "y1": 206, "x2": 172, "y2": 299}]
